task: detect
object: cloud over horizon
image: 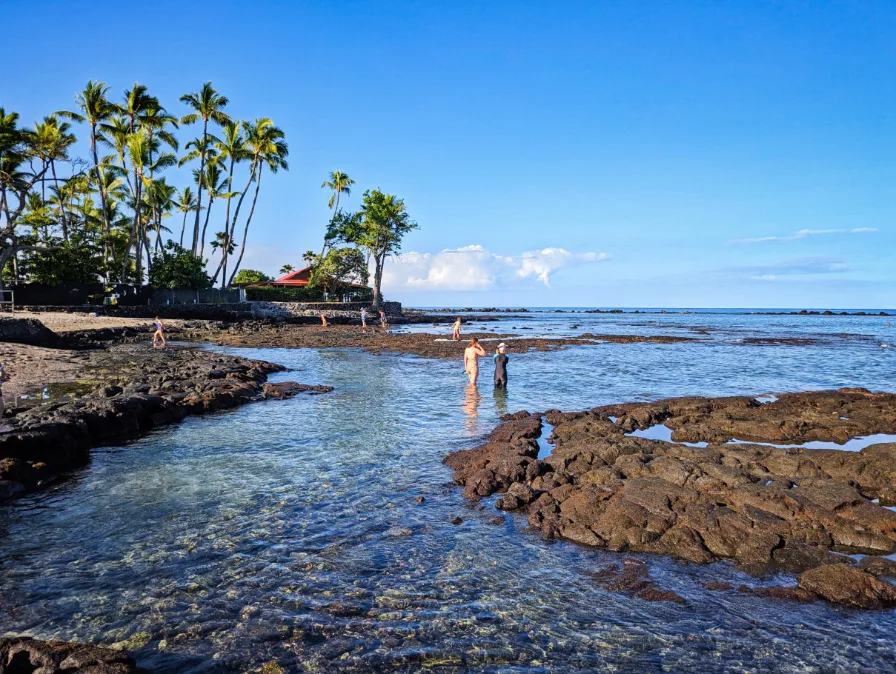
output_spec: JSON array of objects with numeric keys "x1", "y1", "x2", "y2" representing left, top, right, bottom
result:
[
  {"x1": 728, "y1": 228, "x2": 878, "y2": 244},
  {"x1": 382, "y1": 245, "x2": 609, "y2": 291}
]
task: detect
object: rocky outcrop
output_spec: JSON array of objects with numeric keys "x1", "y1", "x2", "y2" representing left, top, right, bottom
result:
[
  {"x1": 0, "y1": 317, "x2": 60, "y2": 347},
  {"x1": 0, "y1": 637, "x2": 144, "y2": 673},
  {"x1": 444, "y1": 389, "x2": 896, "y2": 608},
  {"x1": 0, "y1": 344, "x2": 331, "y2": 501}
]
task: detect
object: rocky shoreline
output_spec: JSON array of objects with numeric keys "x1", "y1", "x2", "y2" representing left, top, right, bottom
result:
[
  {"x1": 444, "y1": 389, "x2": 896, "y2": 609},
  {"x1": 0, "y1": 343, "x2": 331, "y2": 501}
]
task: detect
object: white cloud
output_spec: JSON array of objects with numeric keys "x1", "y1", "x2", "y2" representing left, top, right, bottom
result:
[
  {"x1": 728, "y1": 228, "x2": 878, "y2": 244},
  {"x1": 382, "y1": 244, "x2": 608, "y2": 292}
]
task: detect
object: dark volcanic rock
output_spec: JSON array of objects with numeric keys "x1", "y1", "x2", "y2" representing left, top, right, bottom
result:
[
  {"x1": 0, "y1": 317, "x2": 60, "y2": 347},
  {"x1": 0, "y1": 344, "x2": 331, "y2": 501},
  {"x1": 444, "y1": 389, "x2": 896, "y2": 608},
  {"x1": 0, "y1": 636, "x2": 144, "y2": 673}
]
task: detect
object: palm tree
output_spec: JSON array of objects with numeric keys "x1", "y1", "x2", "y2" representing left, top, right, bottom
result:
[
  {"x1": 280, "y1": 263, "x2": 295, "y2": 275},
  {"x1": 180, "y1": 82, "x2": 230, "y2": 255},
  {"x1": 120, "y1": 130, "x2": 150, "y2": 282},
  {"x1": 227, "y1": 118, "x2": 288, "y2": 286},
  {"x1": 215, "y1": 120, "x2": 247, "y2": 277},
  {"x1": 28, "y1": 116, "x2": 77, "y2": 238},
  {"x1": 195, "y1": 161, "x2": 234, "y2": 259},
  {"x1": 318, "y1": 171, "x2": 354, "y2": 259},
  {"x1": 57, "y1": 80, "x2": 116, "y2": 255},
  {"x1": 209, "y1": 230, "x2": 237, "y2": 287},
  {"x1": 175, "y1": 187, "x2": 199, "y2": 247}
]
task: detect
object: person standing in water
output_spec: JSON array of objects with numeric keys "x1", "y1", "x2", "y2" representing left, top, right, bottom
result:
[
  {"x1": 463, "y1": 337, "x2": 487, "y2": 385},
  {"x1": 152, "y1": 317, "x2": 166, "y2": 348},
  {"x1": 494, "y1": 343, "x2": 509, "y2": 389},
  {"x1": 379, "y1": 310, "x2": 388, "y2": 328},
  {"x1": 452, "y1": 317, "x2": 462, "y2": 341}
]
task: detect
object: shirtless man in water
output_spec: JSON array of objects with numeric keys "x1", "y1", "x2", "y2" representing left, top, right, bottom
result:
[{"x1": 463, "y1": 337, "x2": 487, "y2": 385}]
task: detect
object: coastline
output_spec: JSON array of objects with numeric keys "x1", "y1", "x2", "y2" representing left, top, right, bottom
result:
[{"x1": 444, "y1": 389, "x2": 896, "y2": 609}]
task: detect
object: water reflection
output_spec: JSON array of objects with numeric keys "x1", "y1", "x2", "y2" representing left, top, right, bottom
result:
[
  {"x1": 1, "y1": 314, "x2": 896, "y2": 673},
  {"x1": 462, "y1": 383, "x2": 481, "y2": 435}
]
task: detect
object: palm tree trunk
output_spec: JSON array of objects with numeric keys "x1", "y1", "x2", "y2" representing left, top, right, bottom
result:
[
  {"x1": 179, "y1": 210, "x2": 188, "y2": 247},
  {"x1": 192, "y1": 119, "x2": 208, "y2": 255},
  {"x1": 50, "y1": 160, "x2": 68, "y2": 242},
  {"x1": 227, "y1": 165, "x2": 263, "y2": 286},
  {"x1": 91, "y1": 124, "x2": 111, "y2": 274},
  {"x1": 222, "y1": 156, "x2": 236, "y2": 289},
  {"x1": 317, "y1": 191, "x2": 340, "y2": 261},
  {"x1": 199, "y1": 195, "x2": 214, "y2": 259}
]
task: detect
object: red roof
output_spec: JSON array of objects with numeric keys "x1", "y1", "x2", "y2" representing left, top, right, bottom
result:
[
  {"x1": 249, "y1": 266, "x2": 369, "y2": 290},
  {"x1": 271, "y1": 266, "x2": 313, "y2": 286}
]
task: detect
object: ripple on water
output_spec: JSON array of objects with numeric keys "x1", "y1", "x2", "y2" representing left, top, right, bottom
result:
[{"x1": 2, "y1": 314, "x2": 896, "y2": 672}]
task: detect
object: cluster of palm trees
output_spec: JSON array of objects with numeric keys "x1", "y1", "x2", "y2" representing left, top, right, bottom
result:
[{"x1": 0, "y1": 80, "x2": 287, "y2": 288}]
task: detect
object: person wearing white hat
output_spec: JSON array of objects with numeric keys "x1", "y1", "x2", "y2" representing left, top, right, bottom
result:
[{"x1": 494, "y1": 343, "x2": 509, "y2": 389}]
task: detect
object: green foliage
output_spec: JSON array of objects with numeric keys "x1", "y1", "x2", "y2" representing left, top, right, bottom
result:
[
  {"x1": 26, "y1": 233, "x2": 105, "y2": 284},
  {"x1": 309, "y1": 247, "x2": 369, "y2": 291},
  {"x1": 148, "y1": 241, "x2": 211, "y2": 289},
  {"x1": 232, "y1": 269, "x2": 271, "y2": 284}
]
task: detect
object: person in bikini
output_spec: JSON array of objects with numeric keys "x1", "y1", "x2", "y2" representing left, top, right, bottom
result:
[
  {"x1": 451, "y1": 317, "x2": 462, "y2": 341},
  {"x1": 152, "y1": 317, "x2": 166, "y2": 348},
  {"x1": 463, "y1": 337, "x2": 487, "y2": 385}
]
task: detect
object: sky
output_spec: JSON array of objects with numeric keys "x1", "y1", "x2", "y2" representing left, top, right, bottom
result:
[{"x1": 2, "y1": 0, "x2": 894, "y2": 308}]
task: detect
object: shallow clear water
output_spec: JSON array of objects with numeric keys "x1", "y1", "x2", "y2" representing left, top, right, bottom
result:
[{"x1": 2, "y1": 311, "x2": 895, "y2": 672}]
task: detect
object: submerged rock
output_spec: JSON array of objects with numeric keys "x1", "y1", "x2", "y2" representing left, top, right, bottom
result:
[
  {"x1": 444, "y1": 389, "x2": 896, "y2": 608},
  {"x1": 0, "y1": 636, "x2": 144, "y2": 673},
  {"x1": 0, "y1": 344, "x2": 332, "y2": 501}
]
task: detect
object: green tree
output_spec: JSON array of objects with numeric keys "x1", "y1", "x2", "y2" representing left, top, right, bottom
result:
[
  {"x1": 26, "y1": 231, "x2": 104, "y2": 284},
  {"x1": 310, "y1": 247, "x2": 369, "y2": 296},
  {"x1": 279, "y1": 263, "x2": 295, "y2": 275},
  {"x1": 318, "y1": 171, "x2": 354, "y2": 260},
  {"x1": 0, "y1": 108, "x2": 59, "y2": 287},
  {"x1": 57, "y1": 81, "x2": 116, "y2": 260},
  {"x1": 148, "y1": 240, "x2": 211, "y2": 289},
  {"x1": 233, "y1": 269, "x2": 270, "y2": 284},
  {"x1": 180, "y1": 82, "x2": 230, "y2": 255},
  {"x1": 227, "y1": 118, "x2": 288, "y2": 286},
  {"x1": 175, "y1": 186, "x2": 200, "y2": 247},
  {"x1": 351, "y1": 190, "x2": 417, "y2": 307}
]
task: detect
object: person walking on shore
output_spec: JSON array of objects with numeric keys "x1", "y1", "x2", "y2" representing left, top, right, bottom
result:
[
  {"x1": 320, "y1": 313, "x2": 328, "y2": 327},
  {"x1": 452, "y1": 317, "x2": 462, "y2": 341},
  {"x1": 152, "y1": 317, "x2": 166, "y2": 348},
  {"x1": 494, "y1": 343, "x2": 509, "y2": 389},
  {"x1": 379, "y1": 310, "x2": 387, "y2": 328},
  {"x1": 361, "y1": 308, "x2": 368, "y2": 332},
  {"x1": 464, "y1": 337, "x2": 487, "y2": 385}
]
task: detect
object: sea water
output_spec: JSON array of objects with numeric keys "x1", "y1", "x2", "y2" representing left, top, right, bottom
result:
[{"x1": 1, "y1": 310, "x2": 895, "y2": 672}]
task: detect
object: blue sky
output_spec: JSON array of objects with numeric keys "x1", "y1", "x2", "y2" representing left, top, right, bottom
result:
[{"x1": 3, "y1": 0, "x2": 894, "y2": 307}]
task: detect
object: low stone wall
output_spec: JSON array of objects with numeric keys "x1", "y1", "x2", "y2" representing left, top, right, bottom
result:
[
  {"x1": 16, "y1": 303, "x2": 255, "y2": 320},
  {"x1": 12, "y1": 300, "x2": 403, "y2": 321},
  {"x1": 251, "y1": 301, "x2": 402, "y2": 318}
]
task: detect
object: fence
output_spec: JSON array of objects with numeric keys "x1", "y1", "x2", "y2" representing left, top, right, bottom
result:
[{"x1": 7, "y1": 283, "x2": 245, "y2": 307}]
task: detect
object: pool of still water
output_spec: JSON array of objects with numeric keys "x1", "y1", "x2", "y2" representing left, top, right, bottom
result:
[{"x1": 2, "y1": 312, "x2": 895, "y2": 672}]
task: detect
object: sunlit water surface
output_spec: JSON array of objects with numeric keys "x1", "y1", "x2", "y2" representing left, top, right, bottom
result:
[{"x1": 2, "y1": 312, "x2": 895, "y2": 672}]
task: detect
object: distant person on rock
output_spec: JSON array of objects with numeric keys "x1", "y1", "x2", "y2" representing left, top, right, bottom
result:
[
  {"x1": 379, "y1": 310, "x2": 387, "y2": 328},
  {"x1": 494, "y1": 343, "x2": 509, "y2": 389},
  {"x1": 452, "y1": 317, "x2": 462, "y2": 341},
  {"x1": 152, "y1": 317, "x2": 166, "y2": 348},
  {"x1": 464, "y1": 337, "x2": 487, "y2": 385},
  {"x1": 320, "y1": 313, "x2": 328, "y2": 327},
  {"x1": 361, "y1": 308, "x2": 368, "y2": 332}
]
